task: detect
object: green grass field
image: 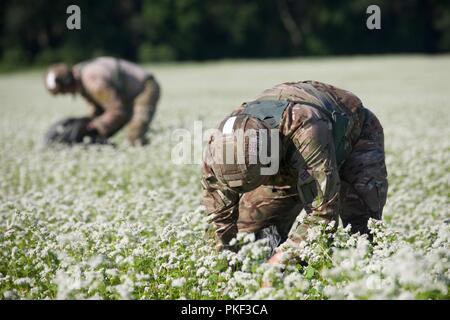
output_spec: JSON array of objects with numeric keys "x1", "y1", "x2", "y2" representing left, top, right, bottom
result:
[{"x1": 0, "y1": 55, "x2": 449, "y2": 299}]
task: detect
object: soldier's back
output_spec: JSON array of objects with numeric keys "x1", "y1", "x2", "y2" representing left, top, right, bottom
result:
[{"x1": 76, "y1": 57, "x2": 151, "y2": 101}]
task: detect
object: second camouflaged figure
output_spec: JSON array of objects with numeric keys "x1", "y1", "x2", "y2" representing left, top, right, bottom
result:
[
  {"x1": 44, "y1": 56, "x2": 160, "y2": 145},
  {"x1": 201, "y1": 81, "x2": 388, "y2": 263}
]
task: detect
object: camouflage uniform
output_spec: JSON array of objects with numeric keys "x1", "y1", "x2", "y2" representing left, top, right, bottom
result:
[
  {"x1": 72, "y1": 57, "x2": 160, "y2": 145},
  {"x1": 201, "y1": 81, "x2": 388, "y2": 251}
]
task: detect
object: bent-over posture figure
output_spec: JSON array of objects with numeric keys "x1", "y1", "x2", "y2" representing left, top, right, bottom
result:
[
  {"x1": 201, "y1": 81, "x2": 388, "y2": 265},
  {"x1": 44, "y1": 57, "x2": 160, "y2": 145}
]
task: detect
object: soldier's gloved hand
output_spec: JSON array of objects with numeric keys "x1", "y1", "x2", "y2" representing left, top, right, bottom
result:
[
  {"x1": 266, "y1": 251, "x2": 283, "y2": 266},
  {"x1": 66, "y1": 117, "x2": 92, "y2": 143},
  {"x1": 84, "y1": 122, "x2": 99, "y2": 136},
  {"x1": 82, "y1": 122, "x2": 107, "y2": 144},
  {"x1": 262, "y1": 251, "x2": 286, "y2": 288}
]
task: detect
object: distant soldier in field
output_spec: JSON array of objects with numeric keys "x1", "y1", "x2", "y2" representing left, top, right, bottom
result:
[
  {"x1": 201, "y1": 81, "x2": 388, "y2": 266},
  {"x1": 44, "y1": 57, "x2": 160, "y2": 145}
]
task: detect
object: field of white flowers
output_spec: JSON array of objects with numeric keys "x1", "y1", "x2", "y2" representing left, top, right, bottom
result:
[{"x1": 0, "y1": 56, "x2": 449, "y2": 300}]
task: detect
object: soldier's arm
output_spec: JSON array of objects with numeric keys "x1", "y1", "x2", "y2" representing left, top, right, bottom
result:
[
  {"x1": 87, "y1": 84, "x2": 130, "y2": 138},
  {"x1": 282, "y1": 114, "x2": 340, "y2": 248},
  {"x1": 229, "y1": 104, "x2": 245, "y2": 116},
  {"x1": 86, "y1": 101, "x2": 104, "y2": 118},
  {"x1": 201, "y1": 163, "x2": 240, "y2": 251}
]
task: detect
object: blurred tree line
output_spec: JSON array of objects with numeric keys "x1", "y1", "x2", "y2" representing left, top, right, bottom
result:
[{"x1": 0, "y1": 0, "x2": 449, "y2": 71}]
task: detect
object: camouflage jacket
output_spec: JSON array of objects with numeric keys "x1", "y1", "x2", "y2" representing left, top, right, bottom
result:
[
  {"x1": 201, "y1": 81, "x2": 367, "y2": 247},
  {"x1": 73, "y1": 57, "x2": 153, "y2": 137}
]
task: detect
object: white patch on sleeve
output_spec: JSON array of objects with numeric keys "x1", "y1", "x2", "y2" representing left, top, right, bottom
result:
[
  {"x1": 222, "y1": 116, "x2": 237, "y2": 135},
  {"x1": 46, "y1": 72, "x2": 57, "y2": 89}
]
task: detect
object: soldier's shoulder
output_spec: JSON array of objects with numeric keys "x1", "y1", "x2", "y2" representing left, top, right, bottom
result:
[
  {"x1": 281, "y1": 103, "x2": 329, "y2": 138},
  {"x1": 80, "y1": 64, "x2": 110, "y2": 93},
  {"x1": 289, "y1": 102, "x2": 326, "y2": 122},
  {"x1": 230, "y1": 105, "x2": 245, "y2": 116},
  {"x1": 309, "y1": 81, "x2": 363, "y2": 112}
]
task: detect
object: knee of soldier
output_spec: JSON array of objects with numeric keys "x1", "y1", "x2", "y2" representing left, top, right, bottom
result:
[
  {"x1": 237, "y1": 187, "x2": 283, "y2": 230},
  {"x1": 238, "y1": 190, "x2": 266, "y2": 224},
  {"x1": 130, "y1": 104, "x2": 153, "y2": 127},
  {"x1": 134, "y1": 82, "x2": 159, "y2": 112},
  {"x1": 152, "y1": 79, "x2": 161, "y2": 100},
  {"x1": 239, "y1": 186, "x2": 271, "y2": 207},
  {"x1": 145, "y1": 78, "x2": 161, "y2": 103}
]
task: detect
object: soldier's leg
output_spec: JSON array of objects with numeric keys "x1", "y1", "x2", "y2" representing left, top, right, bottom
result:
[
  {"x1": 339, "y1": 108, "x2": 388, "y2": 235},
  {"x1": 127, "y1": 78, "x2": 161, "y2": 145},
  {"x1": 238, "y1": 185, "x2": 303, "y2": 243}
]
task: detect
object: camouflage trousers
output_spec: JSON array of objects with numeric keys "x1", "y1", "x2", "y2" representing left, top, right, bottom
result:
[
  {"x1": 236, "y1": 108, "x2": 388, "y2": 245},
  {"x1": 127, "y1": 77, "x2": 161, "y2": 145}
]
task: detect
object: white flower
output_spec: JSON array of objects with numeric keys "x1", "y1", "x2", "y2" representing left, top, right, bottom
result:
[{"x1": 171, "y1": 278, "x2": 186, "y2": 288}]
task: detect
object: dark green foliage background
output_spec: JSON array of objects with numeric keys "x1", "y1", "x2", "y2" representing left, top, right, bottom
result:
[{"x1": 0, "y1": 0, "x2": 449, "y2": 70}]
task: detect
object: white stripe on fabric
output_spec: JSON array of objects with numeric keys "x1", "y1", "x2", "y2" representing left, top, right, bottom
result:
[{"x1": 222, "y1": 116, "x2": 237, "y2": 135}]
